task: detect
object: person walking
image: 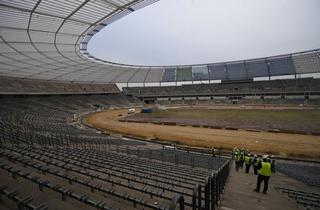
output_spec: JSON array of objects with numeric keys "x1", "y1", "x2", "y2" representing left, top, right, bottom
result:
[
  {"x1": 211, "y1": 147, "x2": 216, "y2": 157},
  {"x1": 240, "y1": 148, "x2": 245, "y2": 169},
  {"x1": 270, "y1": 155, "x2": 276, "y2": 173},
  {"x1": 244, "y1": 153, "x2": 252, "y2": 173},
  {"x1": 252, "y1": 154, "x2": 259, "y2": 175},
  {"x1": 232, "y1": 147, "x2": 237, "y2": 159},
  {"x1": 235, "y1": 154, "x2": 241, "y2": 172},
  {"x1": 255, "y1": 155, "x2": 272, "y2": 194},
  {"x1": 234, "y1": 149, "x2": 241, "y2": 172}
]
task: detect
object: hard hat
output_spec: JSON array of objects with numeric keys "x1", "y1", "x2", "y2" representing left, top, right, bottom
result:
[
  {"x1": 262, "y1": 155, "x2": 268, "y2": 159},
  {"x1": 254, "y1": 154, "x2": 257, "y2": 157}
]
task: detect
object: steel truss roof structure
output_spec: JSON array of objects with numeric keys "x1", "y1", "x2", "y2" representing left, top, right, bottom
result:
[{"x1": 0, "y1": 0, "x2": 320, "y2": 84}]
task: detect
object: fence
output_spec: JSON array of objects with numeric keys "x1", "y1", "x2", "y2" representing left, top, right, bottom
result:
[
  {"x1": 170, "y1": 159, "x2": 231, "y2": 210},
  {"x1": 0, "y1": 119, "x2": 231, "y2": 210}
]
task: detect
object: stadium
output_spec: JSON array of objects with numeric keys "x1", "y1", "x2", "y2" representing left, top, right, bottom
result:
[{"x1": 0, "y1": 0, "x2": 319, "y2": 210}]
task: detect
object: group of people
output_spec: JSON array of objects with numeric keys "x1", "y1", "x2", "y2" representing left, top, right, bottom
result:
[{"x1": 232, "y1": 147, "x2": 276, "y2": 194}]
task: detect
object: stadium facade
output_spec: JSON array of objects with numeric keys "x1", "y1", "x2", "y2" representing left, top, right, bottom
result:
[{"x1": 0, "y1": 2, "x2": 319, "y2": 209}]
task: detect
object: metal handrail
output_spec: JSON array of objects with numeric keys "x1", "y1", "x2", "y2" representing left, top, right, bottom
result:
[
  {"x1": 169, "y1": 194, "x2": 185, "y2": 210},
  {"x1": 192, "y1": 184, "x2": 202, "y2": 210}
]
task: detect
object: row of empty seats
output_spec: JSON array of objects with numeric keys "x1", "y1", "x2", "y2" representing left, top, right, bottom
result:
[
  {"x1": 0, "y1": 77, "x2": 121, "y2": 94},
  {"x1": 0, "y1": 94, "x2": 230, "y2": 209},
  {"x1": 275, "y1": 187, "x2": 320, "y2": 210},
  {"x1": 277, "y1": 163, "x2": 320, "y2": 187},
  {"x1": 124, "y1": 78, "x2": 320, "y2": 97}
]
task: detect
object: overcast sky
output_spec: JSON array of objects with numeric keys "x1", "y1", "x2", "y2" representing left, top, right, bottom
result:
[{"x1": 88, "y1": 0, "x2": 320, "y2": 66}]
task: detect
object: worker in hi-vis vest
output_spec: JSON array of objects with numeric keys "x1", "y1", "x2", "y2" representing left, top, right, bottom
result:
[
  {"x1": 255, "y1": 155, "x2": 272, "y2": 194},
  {"x1": 240, "y1": 148, "x2": 245, "y2": 169},
  {"x1": 234, "y1": 149, "x2": 241, "y2": 172},
  {"x1": 244, "y1": 153, "x2": 252, "y2": 173},
  {"x1": 232, "y1": 147, "x2": 237, "y2": 159},
  {"x1": 252, "y1": 155, "x2": 260, "y2": 175}
]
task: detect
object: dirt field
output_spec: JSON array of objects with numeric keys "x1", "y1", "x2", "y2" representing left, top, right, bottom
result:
[
  {"x1": 125, "y1": 108, "x2": 320, "y2": 133},
  {"x1": 83, "y1": 109, "x2": 320, "y2": 159}
]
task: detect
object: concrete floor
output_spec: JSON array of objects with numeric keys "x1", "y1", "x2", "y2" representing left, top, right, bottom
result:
[{"x1": 219, "y1": 163, "x2": 319, "y2": 210}]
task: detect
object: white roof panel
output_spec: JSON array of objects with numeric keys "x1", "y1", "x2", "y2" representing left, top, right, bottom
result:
[
  {"x1": 29, "y1": 31, "x2": 56, "y2": 43},
  {"x1": 0, "y1": 29, "x2": 29, "y2": 42},
  {"x1": 0, "y1": 7, "x2": 30, "y2": 29},
  {"x1": 0, "y1": 0, "x2": 37, "y2": 11},
  {"x1": 35, "y1": 0, "x2": 87, "y2": 18},
  {"x1": 0, "y1": 0, "x2": 318, "y2": 84},
  {"x1": 30, "y1": 13, "x2": 64, "y2": 32}
]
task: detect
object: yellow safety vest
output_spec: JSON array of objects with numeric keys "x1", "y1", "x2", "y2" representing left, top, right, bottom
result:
[
  {"x1": 235, "y1": 155, "x2": 240, "y2": 161},
  {"x1": 244, "y1": 156, "x2": 251, "y2": 165},
  {"x1": 234, "y1": 150, "x2": 239, "y2": 158},
  {"x1": 259, "y1": 162, "x2": 271, "y2": 176}
]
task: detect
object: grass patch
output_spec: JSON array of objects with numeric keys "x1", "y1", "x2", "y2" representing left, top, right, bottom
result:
[
  {"x1": 133, "y1": 108, "x2": 320, "y2": 132},
  {"x1": 140, "y1": 108, "x2": 320, "y2": 123}
]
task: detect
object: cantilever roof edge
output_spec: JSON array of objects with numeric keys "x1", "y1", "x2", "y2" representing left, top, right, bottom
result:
[{"x1": 0, "y1": 0, "x2": 319, "y2": 83}]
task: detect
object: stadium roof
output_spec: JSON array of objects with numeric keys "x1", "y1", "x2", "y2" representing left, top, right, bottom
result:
[{"x1": 0, "y1": 0, "x2": 320, "y2": 84}]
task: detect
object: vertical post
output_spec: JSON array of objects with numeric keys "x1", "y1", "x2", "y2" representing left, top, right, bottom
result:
[
  {"x1": 265, "y1": 58, "x2": 271, "y2": 80},
  {"x1": 204, "y1": 177, "x2": 210, "y2": 210},
  {"x1": 243, "y1": 61, "x2": 249, "y2": 80},
  {"x1": 107, "y1": 139, "x2": 110, "y2": 153},
  {"x1": 224, "y1": 63, "x2": 228, "y2": 81},
  {"x1": 192, "y1": 184, "x2": 202, "y2": 210},
  {"x1": 211, "y1": 173, "x2": 216, "y2": 210},
  {"x1": 217, "y1": 170, "x2": 221, "y2": 202},
  {"x1": 207, "y1": 64, "x2": 211, "y2": 84},
  {"x1": 175, "y1": 153, "x2": 178, "y2": 165},
  {"x1": 198, "y1": 185, "x2": 202, "y2": 210},
  {"x1": 169, "y1": 194, "x2": 184, "y2": 210}
]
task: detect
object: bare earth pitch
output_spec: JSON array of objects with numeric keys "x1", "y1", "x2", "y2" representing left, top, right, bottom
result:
[
  {"x1": 83, "y1": 108, "x2": 320, "y2": 159},
  {"x1": 124, "y1": 107, "x2": 320, "y2": 133}
]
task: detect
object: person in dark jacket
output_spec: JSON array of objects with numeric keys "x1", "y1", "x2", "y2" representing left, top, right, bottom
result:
[
  {"x1": 240, "y1": 148, "x2": 245, "y2": 169},
  {"x1": 252, "y1": 154, "x2": 260, "y2": 175},
  {"x1": 234, "y1": 148, "x2": 241, "y2": 172},
  {"x1": 270, "y1": 155, "x2": 276, "y2": 173}
]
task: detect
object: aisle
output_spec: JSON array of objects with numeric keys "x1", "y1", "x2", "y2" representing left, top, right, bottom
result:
[{"x1": 218, "y1": 164, "x2": 301, "y2": 210}]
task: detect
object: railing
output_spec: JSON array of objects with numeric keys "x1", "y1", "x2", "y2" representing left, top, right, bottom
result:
[
  {"x1": 169, "y1": 194, "x2": 185, "y2": 210},
  {"x1": 169, "y1": 159, "x2": 231, "y2": 210},
  {"x1": 210, "y1": 160, "x2": 230, "y2": 210},
  {"x1": 1, "y1": 125, "x2": 231, "y2": 210},
  {"x1": 192, "y1": 184, "x2": 202, "y2": 210}
]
